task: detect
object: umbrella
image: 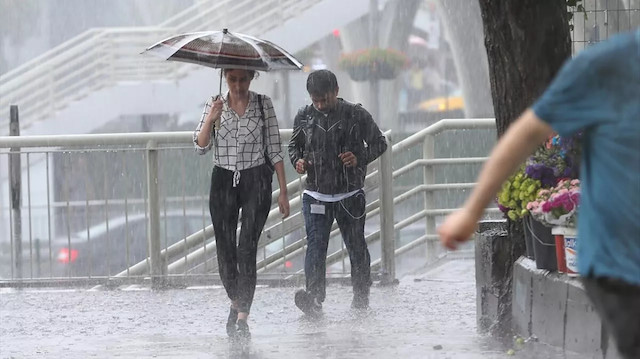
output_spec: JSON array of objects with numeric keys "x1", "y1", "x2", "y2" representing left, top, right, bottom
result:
[{"x1": 142, "y1": 28, "x2": 303, "y2": 94}]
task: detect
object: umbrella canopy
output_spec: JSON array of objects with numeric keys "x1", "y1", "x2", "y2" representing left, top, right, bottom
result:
[{"x1": 142, "y1": 28, "x2": 303, "y2": 71}]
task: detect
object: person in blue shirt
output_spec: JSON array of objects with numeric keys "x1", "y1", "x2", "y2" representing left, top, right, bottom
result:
[{"x1": 438, "y1": 29, "x2": 639, "y2": 359}]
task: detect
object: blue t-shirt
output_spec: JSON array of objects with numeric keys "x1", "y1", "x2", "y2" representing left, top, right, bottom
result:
[{"x1": 532, "y1": 29, "x2": 640, "y2": 285}]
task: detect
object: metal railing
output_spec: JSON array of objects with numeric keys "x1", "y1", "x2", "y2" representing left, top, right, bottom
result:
[
  {"x1": 0, "y1": 118, "x2": 498, "y2": 287},
  {"x1": 0, "y1": 0, "x2": 323, "y2": 132}
]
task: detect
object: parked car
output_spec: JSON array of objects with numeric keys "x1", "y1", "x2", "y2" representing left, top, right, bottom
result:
[{"x1": 50, "y1": 211, "x2": 208, "y2": 277}]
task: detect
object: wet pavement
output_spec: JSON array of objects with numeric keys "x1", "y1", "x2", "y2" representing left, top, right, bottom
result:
[{"x1": 0, "y1": 258, "x2": 577, "y2": 358}]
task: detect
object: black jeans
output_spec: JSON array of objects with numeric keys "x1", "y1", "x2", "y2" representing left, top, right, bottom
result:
[
  {"x1": 302, "y1": 191, "x2": 372, "y2": 302},
  {"x1": 582, "y1": 276, "x2": 640, "y2": 359},
  {"x1": 209, "y1": 165, "x2": 271, "y2": 314}
]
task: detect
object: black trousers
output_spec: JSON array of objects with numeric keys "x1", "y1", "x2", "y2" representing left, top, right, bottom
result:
[
  {"x1": 582, "y1": 276, "x2": 640, "y2": 359},
  {"x1": 209, "y1": 165, "x2": 271, "y2": 314}
]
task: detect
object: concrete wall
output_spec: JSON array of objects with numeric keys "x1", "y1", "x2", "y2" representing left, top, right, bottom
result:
[
  {"x1": 475, "y1": 220, "x2": 623, "y2": 358},
  {"x1": 511, "y1": 258, "x2": 622, "y2": 358}
]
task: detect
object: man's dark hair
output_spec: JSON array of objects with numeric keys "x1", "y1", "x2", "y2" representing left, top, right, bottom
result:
[{"x1": 306, "y1": 69, "x2": 338, "y2": 96}]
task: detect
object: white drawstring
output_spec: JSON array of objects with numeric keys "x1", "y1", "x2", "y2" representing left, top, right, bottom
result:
[{"x1": 233, "y1": 170, "x2": 241, "y2": 187}]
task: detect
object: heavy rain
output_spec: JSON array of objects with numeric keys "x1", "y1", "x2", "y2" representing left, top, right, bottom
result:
[{"x1": 1, "y1": 0, "x2": 639, "y2": 358}]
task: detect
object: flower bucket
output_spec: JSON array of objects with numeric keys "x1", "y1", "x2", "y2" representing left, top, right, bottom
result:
[
  {"x1": 526, "y1": 217, "x2": 556, "y2": 271},
  {"x1": 552, "y1": 227, "x2": 578, "y2": 276},
  {"x1": 522, "y1": 217, "x2": 536, "y2": 259}
]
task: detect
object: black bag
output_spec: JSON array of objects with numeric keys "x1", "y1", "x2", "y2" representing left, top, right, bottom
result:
[{"x1": 257, "y1": 95, "x2": 275, "y2": 175}]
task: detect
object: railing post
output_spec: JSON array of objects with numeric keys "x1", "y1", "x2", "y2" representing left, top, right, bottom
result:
[
  {"x1": 423, "y1": 134, "x2": 437, "y2": 262},
  {"x1": 379, "y1": 133, "x2": 395, "y2": 284},
  {"x1": 146, "y1": 140, "x2": 165, "y2": 288},
  {"x1": 9, "y1": 105, "x2": 22, "y2": 280}
]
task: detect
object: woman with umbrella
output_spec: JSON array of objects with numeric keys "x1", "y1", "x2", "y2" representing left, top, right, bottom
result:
[
  {"x1": 194, "y1": 68, "x2": 290, "y2": 339},
  {"x1": 144, "y1": 29, "x2": 301, "y2": 339}
]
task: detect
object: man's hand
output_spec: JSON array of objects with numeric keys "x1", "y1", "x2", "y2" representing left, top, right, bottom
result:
[
  {"x1": 437, "y1": 208, "x2": 479, "y2": 250},
  {"x1": 295, "y1": 159, "x2": 307, "y2": 174},
  {"x1": 278, "y1": 192, "x2": 290, "y2": 219},
  {"x1": 339, "y1": 151, "x2": 357, "y2": 167}
]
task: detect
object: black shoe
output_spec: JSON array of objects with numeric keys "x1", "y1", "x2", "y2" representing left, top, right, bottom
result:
[
  {"x1": 236, "y1": 319, "x2": 251, "y2": 340},
  {"x1": 226, "y1": 307, "x2": 238, "y2": 337},
  {"x1": 295, "y1": 289, "x2": 322, "y2": 315},
  {"x1": 351, "y1": 295, "x2": 369, "y2": 309}
]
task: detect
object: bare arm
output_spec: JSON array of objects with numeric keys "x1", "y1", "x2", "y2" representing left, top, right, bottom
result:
[
  {"x1": 274, "y1": 160, "x2": 290, "y2": 218},
  {"x1": 438, "y1": 109, "x2": 554, "y2": 249},
  {"x1": 195, "y1": 97, "x2": 223, "y2": 148}
]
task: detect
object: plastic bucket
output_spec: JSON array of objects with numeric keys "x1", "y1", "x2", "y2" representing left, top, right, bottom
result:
[
  {"x1": 527, "y1": 218, "x2": 556, "y2": 271},
  {"x1": 552, "y1": 227, "x2": 578, "y2": 277}
]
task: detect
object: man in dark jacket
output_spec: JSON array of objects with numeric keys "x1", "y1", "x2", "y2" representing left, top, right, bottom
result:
[{"x1": 288, "y1": 69, "x2": 388, "y2": 314}]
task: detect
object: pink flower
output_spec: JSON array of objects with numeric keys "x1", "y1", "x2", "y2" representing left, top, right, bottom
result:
[
  {"x1": 563, "y1": 201, "x2": 575, "y2": 212},
  {"x1": 570, "y1": 192, "x2": 580, "y2": 205}
]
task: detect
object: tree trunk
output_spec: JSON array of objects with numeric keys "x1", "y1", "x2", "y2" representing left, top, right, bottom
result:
[
  {"x1": 476, "y1": 1, "x2": 572, "y2": 338},
  {"x1": 478, "y1": 0, "x2": 571, "y2": 137}
]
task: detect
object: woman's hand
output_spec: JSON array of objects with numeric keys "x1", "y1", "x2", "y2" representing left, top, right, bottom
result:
[
  {"x1": 278, "y1": 192, "x2": 290, "y2": 219},
  {"x1": 206, "y1": 97, "x2": 223, "y2": 126}
]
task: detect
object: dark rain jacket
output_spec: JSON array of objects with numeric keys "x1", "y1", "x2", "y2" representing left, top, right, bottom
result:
[{"x1": 288, "y1": 99, "x2": 388, "y2": 194}]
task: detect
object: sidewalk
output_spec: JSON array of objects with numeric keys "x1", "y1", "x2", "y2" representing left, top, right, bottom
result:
[{"x1": 0, "y1": 258, "x2": 543, "y2": 358}]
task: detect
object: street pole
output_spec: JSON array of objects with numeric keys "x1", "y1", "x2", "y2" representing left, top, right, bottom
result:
[{"x1": 9, "y1": 105, "x2": 22, "y2": 279}]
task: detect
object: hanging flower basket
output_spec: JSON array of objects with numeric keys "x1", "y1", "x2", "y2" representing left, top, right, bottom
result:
[
  {"x1": 346, "y1": 65, "x2": 371, "y2": 82},
  {"x1": 339, "y1": 48, "x2": 408, "y2": 82}
]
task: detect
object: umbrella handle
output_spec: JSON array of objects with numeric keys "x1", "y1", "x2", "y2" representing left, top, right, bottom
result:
[
  {"x1": 215, "y1": 70, "x2": 223, "y2": 130},
  {"x1": 219, "y1": 70, "x2": 223, "y2": 95}
]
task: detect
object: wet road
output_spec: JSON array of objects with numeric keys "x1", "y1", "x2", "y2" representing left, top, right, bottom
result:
[{"x1": 0, "y1": 258, "x2": 575, "y2": 358}]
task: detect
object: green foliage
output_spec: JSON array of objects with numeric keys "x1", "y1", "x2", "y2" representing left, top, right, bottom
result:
[{"x1": 338, "y1": 48, "x2": 408, "y2": 71}]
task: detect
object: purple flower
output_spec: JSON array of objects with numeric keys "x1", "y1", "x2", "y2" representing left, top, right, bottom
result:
[
  {"x1": 497, "y1": 202, "x2": 509, "y2": 214},
  {"x1": 525, "y1": 163, "x2": 556, "y2": 187}
]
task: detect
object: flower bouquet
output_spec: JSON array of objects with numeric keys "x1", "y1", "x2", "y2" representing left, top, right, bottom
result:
[
  {"x1": 526, "y1": 179, "x2": 581, "y2": 228},
  {"x1": 525, "y1": 134, "x2": 582, "y2": 187},
  {"x1": 497, "y1": 166, "x2": 542, "y2": 221}
]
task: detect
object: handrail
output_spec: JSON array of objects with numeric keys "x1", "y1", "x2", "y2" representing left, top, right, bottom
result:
[
  {"x1": 0, "y1": 129, "x2": 294, "y2": 148},
  {"x1": 0, "y1": 119, "x2": 497, "y2": 283}
]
